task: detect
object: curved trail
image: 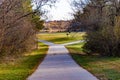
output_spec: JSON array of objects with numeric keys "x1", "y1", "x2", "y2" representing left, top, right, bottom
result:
[{"x1": 27, "y1": 40, "x2": 98, "y2": 80}]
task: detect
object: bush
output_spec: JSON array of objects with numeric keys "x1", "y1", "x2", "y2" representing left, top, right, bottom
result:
[
  {"x1": 0, "y1": 0, "x2": 37, "y2": 58},
  {"x1": 83, "y1": 17, "x2": 120, "y2": 56}
]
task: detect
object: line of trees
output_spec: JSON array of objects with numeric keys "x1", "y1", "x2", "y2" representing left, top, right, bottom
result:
[
  {"x1": 73, "y1": 0, "x2": 120, "y2": 56},
  {"x1": 0, "y1": 0, "x2": 55, "y2": 59}
]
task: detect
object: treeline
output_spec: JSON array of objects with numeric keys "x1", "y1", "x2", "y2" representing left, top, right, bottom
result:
[
  {"x1": 0, "y1": 0, "x2": 52, "y2": 59},
  {"x1": 73, "y1": 0, "x2": 120, "y2": 56},
  {"x1": 44, "y1": 20, "x2": 71, "y2": 32}
]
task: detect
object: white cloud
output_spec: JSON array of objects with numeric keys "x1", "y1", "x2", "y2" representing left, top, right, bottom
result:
[{"x1": 45, "y1": 0, "x2": 74, "y2": 21}]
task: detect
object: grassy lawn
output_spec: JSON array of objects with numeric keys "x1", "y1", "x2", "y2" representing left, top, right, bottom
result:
[
  {"x1": 37, "y1": 32, "x2": 85, "y2": 44},
  {"x1": 9, "y1": 32, "x2": 118, "y2": 80},
  {"x1": 0, "y1": 42, "x2": 48, "y2": 80},
  {"x1": 67, "y1": 43, "x2": 120, "y2": 80},
  {"x1": 37, "y1": 32, "x2": 120, "y2": 80}
]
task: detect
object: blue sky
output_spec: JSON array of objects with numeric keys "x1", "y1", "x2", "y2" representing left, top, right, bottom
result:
[{"x1": 44, "y1": 0, "x2": 74, "y2": 21}]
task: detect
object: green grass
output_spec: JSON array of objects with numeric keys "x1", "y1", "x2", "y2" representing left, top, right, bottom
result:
[
  {"x1": 67, "y1": 43, "x2": 120, "y2": 80},
  {"x1": 3, "y1": 32, "x2": 118, "y2": 80},
  {"x1": 38, "y1": 32, "x2": 120, "y2": 80},
  {"x1": 37, "y1": 32, "x2": 85, "y2": 44},
  {"x1": 0, "y1": 42, "x2": 48, "y2": 80}
]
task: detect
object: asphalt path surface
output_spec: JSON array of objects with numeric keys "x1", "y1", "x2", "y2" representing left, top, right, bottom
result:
[{"x1": 27, "y1": 40, "x2": 98, "y2": 80}]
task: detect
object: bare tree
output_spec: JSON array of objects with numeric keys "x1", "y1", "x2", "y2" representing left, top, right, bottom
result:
[
  {"x1": 72, "y1": 0, "x2": 120, "y2": 56},
  {"x1": 0, "y1": 0, "x2": 56, "y2": 59}
]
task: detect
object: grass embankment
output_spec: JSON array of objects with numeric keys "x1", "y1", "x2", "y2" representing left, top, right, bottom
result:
[
  {"x1": 67, "y1": 43, "x2": 120, "y2": 80},
  {"x1": 37, "y1": 32, "x2": 85, "y2": 44},
  {"x1": 0, "y1": 42, "x2": 48, "y2": 80}
]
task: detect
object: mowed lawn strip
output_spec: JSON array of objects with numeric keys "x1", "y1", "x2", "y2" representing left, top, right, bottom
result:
[
  {"x1": 37, "y1": 32, "x2": 85, "y2": 44},
  {"x1": 0, "y1": 42, "x2": 48, "y2": 80},
  {"x1": 66, "y1": 43, "x2": 120, "y2": 80}
]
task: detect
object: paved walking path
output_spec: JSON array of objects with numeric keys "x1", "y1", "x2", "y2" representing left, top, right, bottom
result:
[
  {"x1": 27, "y1": 40, "x2": 98, "y2": 80},
  {"x1": 61, "y1": 40, "x2": 85, "y2": 46}
]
